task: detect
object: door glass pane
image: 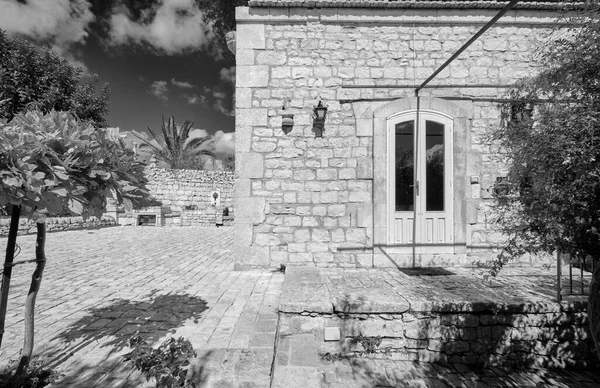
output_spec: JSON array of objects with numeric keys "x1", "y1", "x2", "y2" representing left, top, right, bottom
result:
[
  {"x1": 395, "y1": 121, "x2": 414, "y2": 211},
  {"x1": 425, "y1": 120, "x2": 444, "y2": 211}
]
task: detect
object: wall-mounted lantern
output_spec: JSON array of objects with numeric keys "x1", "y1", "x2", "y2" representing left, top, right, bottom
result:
[
  {"x1": 312, "y1": 100, "x2": 328, "y2": 138},
  {"x1": 281, "y1": 104, "x2": 294, "y2": 135}
]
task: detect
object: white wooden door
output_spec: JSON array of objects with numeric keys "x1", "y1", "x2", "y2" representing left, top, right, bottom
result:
[{"x1": 387, "y1": 111, "x2": 454, "y2": 253}]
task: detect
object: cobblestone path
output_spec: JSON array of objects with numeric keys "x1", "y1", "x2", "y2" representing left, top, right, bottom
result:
[
  {"x1": 319, "y1": 357, "x2": 600, "y2": 387},
  {"x1": 0, "y1": 226, "x2": 283, "y2": 387}
]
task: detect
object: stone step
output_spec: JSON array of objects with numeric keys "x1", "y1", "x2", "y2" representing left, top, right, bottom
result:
[{"x1": 272, "y1": 333, "x2": 321, "y2": 388}]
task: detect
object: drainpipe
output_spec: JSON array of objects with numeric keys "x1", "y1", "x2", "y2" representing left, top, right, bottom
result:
[
  {"x1": 413, "y1": 93, "x2": 420, "y2": 268},
  {"x1": 411, "y1": 0, "x2": 519, "y2": 267}
]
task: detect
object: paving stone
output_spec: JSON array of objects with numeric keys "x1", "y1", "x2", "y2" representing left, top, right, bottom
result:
[
  {"x1": 272, "y1": 366, "x2": 320, "y2": 388},
  {"x1": 0, "y1": 227, "x2": 282, "y2": 388},
  {"x1": 289, "y1": 334, "x2": 319, "y2": 367}
]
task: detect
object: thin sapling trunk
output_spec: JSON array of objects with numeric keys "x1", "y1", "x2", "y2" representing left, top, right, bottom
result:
[
  {"x1": 0, "y1": 204, "x2": 21, "y2": 349},
  {"x1": 16, "y1": 222, "x2": 46, "y2": 375}
]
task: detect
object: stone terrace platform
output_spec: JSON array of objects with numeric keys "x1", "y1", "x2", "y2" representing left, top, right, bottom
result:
[{"x1": 273, "y1": 265, "x2": 596, "y2": 387}]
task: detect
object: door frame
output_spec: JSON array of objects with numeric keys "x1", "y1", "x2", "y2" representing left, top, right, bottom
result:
[{"x1": 386, "y1": 109, "x2": 454, "y2": 252}]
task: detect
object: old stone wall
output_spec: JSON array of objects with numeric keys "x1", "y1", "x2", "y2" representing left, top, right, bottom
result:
[
  {"x1": 279, "y1": 302, "x2": 596, "y2": 369},
  {"x1": 145, "y1": 167, "x2": 235, "y2": 212},
  {"x1": 0, "y1": 216, "x2": 116, "y2": 237},
  {"x1": 235, "y1": 7, "x2": 561, "y2": 268}
]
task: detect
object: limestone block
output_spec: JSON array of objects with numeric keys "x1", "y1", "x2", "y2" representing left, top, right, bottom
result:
[
  {"x1": 255, "y1": 233, "x2": 281, "y2": 246},
  {"x1": 357, "y1": 204, "x2": 373, "y2": 228},
  {"x1": 237, "y1": 108, "x2": 268, "y2": 126},
  {"x1": 317, "y1": 169, "x2": 337, "y2": 180},
  {"x1": 312, "y1": 229, "x2": 331, "y2": 242},
  {"x1": 236, "y1": 197, "x2": 266, "y2": 225},
  {"x1": 289, "y1": 253, "x2": 314, "y2": 263},
  {"x1": 328, "y1": 204, "x2": 346, "y2": 217},
  {"x1": 256, "y1": 51, "x2": 286, "y2": 65},
  {"x1": 237, "y1": 66, "x2": 269, "y2": 87},
  {"x1": 339, "y1": 168, "x2": 356, "y2": 180},
  {"x1": 270, "y1": 249, "x2": 289, "y2": 265},
  {"x1": 331, "y1": 229, "x2": 346, "y2": 242},
  {"x1": 236, "y1": 24, "x2": 265, "y2": 50},
  {"x1": 291, "y1": 67, "x2": 313, "y2": 79},
  {"x1": 238, "y1": 152, "x2": 264, "y2": 179},
  {"x1": 346, "y1": 228, "x2": 367, "y2": 243},
  {"x1": 294, "y1": 229, "x2": 311, "y2": 243},
  {"x1": 357, "y1": 157, "x2": 373, "y2": 179},
  {"x1": 236, "y1": 89, "x2": 252, "y2": 109},
  {"x1": 302, "y1": 217, "x2": 319, "y2": 227},
  {"x1": 252, "y1": 140, "x2": 277, "y2": 153},
  {"x1": 234, "y1": 244, "x2": 270, "y2": 269},
  {"x1": 272, "y1": 67, "x2": 291, "y2": 79},
  {"x1": 237, "y1": 49, "x2": 255, "y2": 66},
  {"x1": 235, "y1": 178, "x2": 251, "y2": 198},
  {"x1": 307, "y1": 243, "x2": 329, "y2": 253},
  {"x1": 235, "y1": 222, "x2": 253, "y2": 247},
  {"x1": 356, "y1": 118, "x2": 373, "y2": 137}
]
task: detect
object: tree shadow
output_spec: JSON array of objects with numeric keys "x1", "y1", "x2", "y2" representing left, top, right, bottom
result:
[
  {"x1": 43, "y1": 291, "x2": 208, "y2": 369},
  {"x1": 325, "y1": 281, "x2": 600, "y2": 388}
]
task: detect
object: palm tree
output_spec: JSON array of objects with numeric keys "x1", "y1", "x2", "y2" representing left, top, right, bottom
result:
[{"x1": 134, "y1": 116, "x2": 215, "y2": 169}]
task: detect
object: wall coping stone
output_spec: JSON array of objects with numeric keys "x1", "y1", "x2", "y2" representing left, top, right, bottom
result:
[{"x1": 237, "y1": 6, "x2": 570, "y2": 25}]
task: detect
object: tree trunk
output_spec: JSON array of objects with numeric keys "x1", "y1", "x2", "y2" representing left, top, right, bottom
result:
[
  {"x1": 0, "y1": 205, "x2": 21, "y2": 349},
  {"x1": 589, "y1": 261, "x2": 600, "y2": 363},
  {"x1": 16, "y1": 222, "x2": 46, "y2": 375}
]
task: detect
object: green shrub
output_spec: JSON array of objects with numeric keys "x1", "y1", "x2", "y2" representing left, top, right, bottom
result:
[
  {"x1": 123, "y1": 335, "x2": 197, "y2": 388},
  {"x1": 0, "y1": 357, "x2": 61, "y2": 388}
]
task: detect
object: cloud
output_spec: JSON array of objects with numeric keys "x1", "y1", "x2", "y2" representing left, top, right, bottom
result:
[
  {"x1": 107, "y1": 0, "x2": 218, "y2": 56},
  {"x1": 150, "y1": 80, "x2": 168, "y2": 101},
  {"x1": 206, "y1": 87, "x2": 233, "y2": 116},
  {"x1": 219, "y1": 66, "x2": 235, "y2": 86},
  {"x1": 182, "y1": 94, "x2": 207, "y2": 105},
  {"x1": 213, "y1": 98, "x2": 234, "y2": 116},
  {"x1": 0, "y1": 0, "x2": 95, "y2": 68},
  {"x1": 171, "y1": 78, "x2": 194, "y2": 89},
  {"x1": 212, "y1": 131, "x2": 235, "y2": 155},
  {"x1": 188, "y1": 128, "x2": 208, "y2": 140}
]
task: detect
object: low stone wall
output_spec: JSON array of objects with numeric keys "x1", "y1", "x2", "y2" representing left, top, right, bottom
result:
[
  {"x1": 0, "y1": 216, "x2": 117, "y2": 237},
  {"x1": 279, "y1": 301, "x2": 595, "y2": 369},
  {"x1": 144, "y1": 167, "x2": 234, "y2": 213},
  {"x1": 277, "y1": 266, "x2": 597, "y2": 370}
]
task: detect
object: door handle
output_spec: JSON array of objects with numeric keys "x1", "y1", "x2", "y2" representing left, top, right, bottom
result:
[{"x1": 416, "y1": 181, "x2": 420, "y2": 196}]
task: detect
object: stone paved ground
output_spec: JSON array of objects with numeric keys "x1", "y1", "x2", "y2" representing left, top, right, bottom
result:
[
  {"x1": 319, "y1": 358, "x2": 600, "y2": 388},
  {"x1": 2, "y1": 226, "x2": 599, "y2": 387},
  {"x1": 0, "y1": 226, "x2": 283, "y2": 387}
]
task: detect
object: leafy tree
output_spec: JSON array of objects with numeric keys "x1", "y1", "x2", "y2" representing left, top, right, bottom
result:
[
  {"x1": 490, "y1": 1, "x2": 600, "y2": 360},
  {"x1": 135, "y1": 116, "x2": 215, "y2": 170},
  {"x1": 196, "y1": 0, "x2": 248, "y2": 61},
  {"x1": 0, "y1": 109, "x2": 147, "y2": 374},
  {"x1": 0, "y1": 30, "x2": 110, "y2": 128},
  {"x1": 222, "y1": 154, "x2": 235, "y2": 172}
]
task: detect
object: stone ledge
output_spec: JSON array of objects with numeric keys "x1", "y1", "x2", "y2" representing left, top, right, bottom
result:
[{"x1": 279, "y1": 267, "x2": 333, "y2": 314}]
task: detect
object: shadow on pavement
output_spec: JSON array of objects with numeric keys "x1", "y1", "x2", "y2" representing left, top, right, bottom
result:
[{"x1": 40, "y1": 291, "x2": 209, "y2": 386}]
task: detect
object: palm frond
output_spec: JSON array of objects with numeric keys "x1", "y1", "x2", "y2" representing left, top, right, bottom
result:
[
  {"x1": 185, "y1": 136, "x2": 212, "y2": 152},
  {"x1": 180, "y1": 120, "x2": 194, "y2": 145},
  {"x1": 160, "y1": 115, "x2": 174, "y2": 155}
]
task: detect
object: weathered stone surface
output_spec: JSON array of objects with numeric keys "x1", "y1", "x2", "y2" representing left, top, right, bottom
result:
[
  {"x1": 237, "y1": 65, "x2": 269, "y2": 87},
  {"x1": 279, "y1": 266, "x2": 332, "y2": 313},
  {"x1": 236, "y1": 23, "x2": 265, "y2": 50},
  {"x1": 238, "y1": 152, "x2": 264, "y2": 179},
  {"x1": 236, "y1": 197, "x2": 266, "y2": 224}
]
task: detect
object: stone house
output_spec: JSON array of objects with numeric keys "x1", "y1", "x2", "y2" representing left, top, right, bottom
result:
[{"x1": 233, "y1": 0, "x2": 575, "y2": 269}]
